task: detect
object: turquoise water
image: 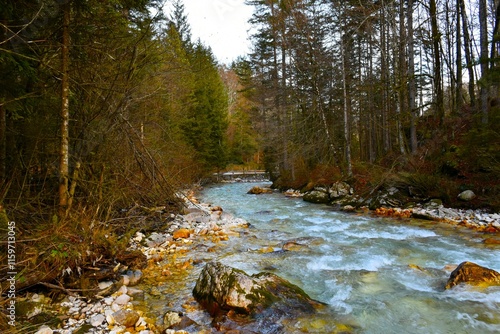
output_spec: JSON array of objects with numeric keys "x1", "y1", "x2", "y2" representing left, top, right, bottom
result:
[{"x1": 198, "y1": 182, "x2": 500, "y2": 333}]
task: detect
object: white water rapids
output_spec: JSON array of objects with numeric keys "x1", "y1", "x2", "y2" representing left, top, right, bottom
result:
[{"x1": 196, "y1": 182, "x2": 500, "y2": 333}]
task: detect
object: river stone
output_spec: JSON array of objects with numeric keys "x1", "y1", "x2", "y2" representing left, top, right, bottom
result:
[
  {"x1": 303, "y1": 190, "x2": 329, "y2": 204},
  {"x1": 111, "y1": 309, "x2": 140, "y2": 327},
  {"x1": 163, "y1": 311, "x2": 182, "y2": 328},
  {"x1": 127, "y1": 269, "x2": 143, "y2": 286},
  {"x1": 458, "y1": 190, "x2": 476, "y2": 201},
  {"x1": 89, "y1": 314, "x2": 105, "y2": 327},
  {"x1": 193, "y1": 261, "x2": 319, "y2": 316},
  {"x1": 113, "y1": 294, "x2": 130, "y2": 305},
  {"x1": 328, "y1": 181, "x2": 352, "y2": 200},
  {"x1": 445, "y1": 261, "x2": 500, "y2": 289},
  {"x1": 173, "y1": 228, "x2": 191, "y2": 239},
  {"x1": 247, "y1": 186, "x2": 273, "y2": 194}
]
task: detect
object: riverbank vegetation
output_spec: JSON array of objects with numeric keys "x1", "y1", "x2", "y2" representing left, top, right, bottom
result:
[
  {"x1": 236, "y1": 0, "x2": 500, "y2": 211},
  {"x1": 0, "y1": 0, "x2": 499, "y2": 330}
]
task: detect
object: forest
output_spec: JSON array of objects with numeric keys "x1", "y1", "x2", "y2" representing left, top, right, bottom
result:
[{"x1": 0, "y1": 0, "x2": 499, "y2": 321}]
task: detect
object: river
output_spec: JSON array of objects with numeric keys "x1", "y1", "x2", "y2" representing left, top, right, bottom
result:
[{"x1": 194, "y1": 181, "x2": 500, "y2": 333}]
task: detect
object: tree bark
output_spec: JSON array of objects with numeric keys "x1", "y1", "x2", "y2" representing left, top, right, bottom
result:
[
  {"x1": 341, "y1": 36, "x2": 352, "y2": 177},
  {"x1": 408, "y1": 0, "x2": 417, "y2": 154},
  {"x1": 456, "y1": 0, "x2": 463, "y2": 113},
  {"x1": 459, "y1": 0, "x2": 476, "y2": 106},
  {"x1": 59, "y1": 1, "x2": 71, "y2": 218},
  {"x1": 479, "y1": 0, "x2": 489, "y2": 124},
  {"x1": 430, "y1": 0, "x2": 444, "y2": 126}
]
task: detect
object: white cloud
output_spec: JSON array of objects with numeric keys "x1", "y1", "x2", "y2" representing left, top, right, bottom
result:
[{"x1": 180, "y1": 0, "x2": 253, "y2": 63}]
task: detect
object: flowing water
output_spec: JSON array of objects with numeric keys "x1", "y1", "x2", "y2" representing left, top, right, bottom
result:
[{"x1": 194, "y1": 182, "x2": 500, "y2": 333}]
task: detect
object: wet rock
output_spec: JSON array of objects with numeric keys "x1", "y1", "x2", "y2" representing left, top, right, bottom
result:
[
  {"x1": 303, "y1": 189, "x2": 329, "y2": 204},
  {"x1": 282, "y1": 241, "x2": 310, "y2": 252},
  {"x1": 127, "y1": 269, "x2": 143, "y2": 286},
  {"x1": 445, "y1": 261, "x2": 500, "y2": 289},
  {"x1": 458, "y1": 190, "x2": 476, "y2": 201},
  {"x1": 127, "y1": 287, "x2": 145, "y2": 300},
  {"x1": 111, "y1": 309, "x2": 140, "y2": 327},
  {"x1": 193, "y1": 262, "x2": 320, "y2": 316},
  {"x1": 247, "y1": 186, "x2": 273, "y2": 194}
]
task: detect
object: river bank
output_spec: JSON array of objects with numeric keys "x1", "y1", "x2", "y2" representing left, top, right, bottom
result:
[
  {"x1": 283, "y1": 179, "x2": 500, "y2": 235},
  {"x1": 23, "y1": 182, "x2": 500, "y2": 334},
  {"x1": 24, "y1": 191, "x2": 251, "y2": 334}
]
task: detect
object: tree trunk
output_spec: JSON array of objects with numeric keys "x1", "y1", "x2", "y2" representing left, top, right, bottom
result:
[
  {"x1": 456, "y1": 0, "x2": 463, "y2": 113},
  {"x1": 408, "y1": 0, "x2": 417, "y2": 154},
  {"x1": 59, "y1": 1, "x2": 70, "y2": 218},
  {"x1": 479, "y1": 0, "x2": 489, "y2": 124},
  {"x1": 430, "y1": 0, "x2": 444, "y2": 126},
  {"x1": 341, "y1": 37, "x2": 352, "y2": 177},
  {"x1": 460, "y1": 0, "x2": 476, "y2": 106},
  {"x1": 397, "y1": 0, "x2": 407, "y2": 155}
]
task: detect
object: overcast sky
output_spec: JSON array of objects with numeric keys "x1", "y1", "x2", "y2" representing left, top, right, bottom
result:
[{"x1": 177, "y1": 0, "x2": 254, "y2": 64}]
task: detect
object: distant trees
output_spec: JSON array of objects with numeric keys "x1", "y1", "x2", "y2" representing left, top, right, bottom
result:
[
  {"x1": 0, "y1": 0, "x2": 230, "y2": 218},
  {"x1": 242, "y1": 0, "x2": 500, "y2": 185}
]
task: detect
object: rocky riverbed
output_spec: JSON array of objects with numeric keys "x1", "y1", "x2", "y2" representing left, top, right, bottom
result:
[
  {"x1": 27, "y1": 192, "x2": 250, "y2": 334},
  {"x1": 26, "y1": 183, "x2": 500, "y2": 334}
]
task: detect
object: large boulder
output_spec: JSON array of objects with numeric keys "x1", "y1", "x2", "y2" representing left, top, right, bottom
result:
[
  {"x1": 328, "y1": 181, "x2": 352, "y2": 200},
  {"x1": 445, "y1": 261, "x2": 500, "y2": 289},
  {"x1": 303, "y1": 188, "x2": 329, "y2": 204},
  {"x1": 193, "y1": 262, "x2": 322, "y2": 332}
]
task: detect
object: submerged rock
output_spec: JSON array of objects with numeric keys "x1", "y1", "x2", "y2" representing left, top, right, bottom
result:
[
  {"x1": 445, "y1": 261, "x2": 500, "y2": 289},
  {"x1": 192, "y1": 262, "x2": 322, "y2": 332},
  {"x1": 247, "y1": 186, "x2": 273, "y2": 194}
]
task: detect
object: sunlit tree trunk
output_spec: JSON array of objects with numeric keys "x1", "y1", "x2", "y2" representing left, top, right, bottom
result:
[{"x1": 59, "y1": 1, "x2": 70, "y2": 218}]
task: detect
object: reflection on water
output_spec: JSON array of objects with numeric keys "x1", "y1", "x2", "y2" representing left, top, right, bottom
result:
[{"x1": 197, "y1": 182, "x2": 500, "y2": 333}]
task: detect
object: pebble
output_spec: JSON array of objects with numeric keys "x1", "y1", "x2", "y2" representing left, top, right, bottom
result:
[
  {"x1": 113, "y1": 294, "x2": 131, "y2": 305},
  {"x1": 89, "y1": 313, "x2": 105, "y2": 327}
]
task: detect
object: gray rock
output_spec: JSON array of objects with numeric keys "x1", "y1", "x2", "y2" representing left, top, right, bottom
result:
[
  {"x1": 89, "y1": 314, "x2": 105, "y2": 327},
  {"x1": 328, "y1": 181, "x2": 352, "y2": 200},
  {"x1": 193, "y1": 262, "x2": 320, "y2": 315},
  {"x1": 303, "y1": 190, "x2": 329, "y2": 204},
  {"x1": 113, "y1": 294, "x2": 130, "y2": 305},
  {"x1": 127, "y1": 269, "x2": 143, "y2": 286},
  {"x1": 458, "y1": 190, "x2": 476, "y2": 201}
]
